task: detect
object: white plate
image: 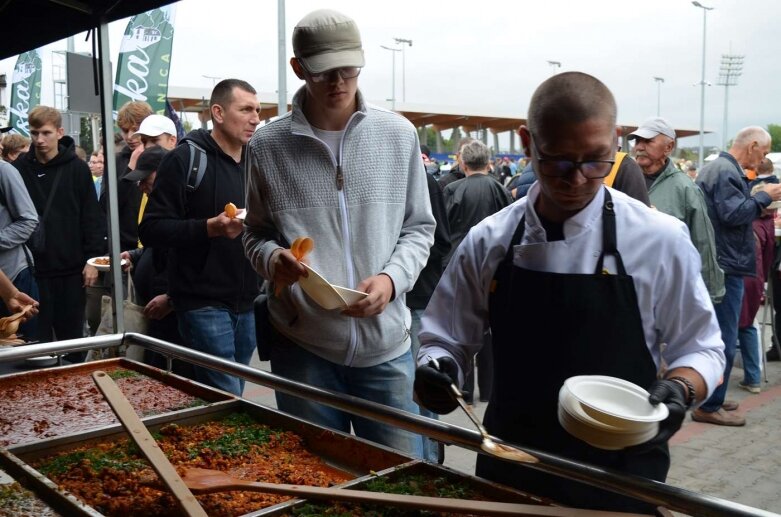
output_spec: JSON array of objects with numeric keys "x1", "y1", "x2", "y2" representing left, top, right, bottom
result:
[
  {"x1": 235, "y1": 209, "x2": 247, "y2": 221},
  {"x1": 565, "y1": 375, "x2": 668, "y2": 428},
  {"x1": 332, "y1": 285, "x2": 369, "y2": 306},
  {"x1": 558, "y1": 406, "x2": 656, "y2": 450},
  {"x1": 299, "y1": 264, "x2": 347, "y2": 310},
  {"x1": 87, "y1": 257, "x2": 129, "y2": 272}
]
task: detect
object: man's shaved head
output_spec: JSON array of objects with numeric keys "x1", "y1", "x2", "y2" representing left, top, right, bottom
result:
[{"x1": 527, "y1": 72, "x2": 617, "y2": 136}]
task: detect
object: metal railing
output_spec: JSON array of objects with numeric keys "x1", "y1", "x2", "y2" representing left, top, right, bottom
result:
[{"x1": 0, "y1": 334, "x2": 776, "y2": 517}]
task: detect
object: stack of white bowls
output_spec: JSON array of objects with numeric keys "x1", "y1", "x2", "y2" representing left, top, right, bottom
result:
[{"x1": 558, "y1": 375, "x2": 668, "y2": 450}]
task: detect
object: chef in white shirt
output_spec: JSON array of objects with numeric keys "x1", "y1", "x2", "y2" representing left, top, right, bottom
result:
[{"x1": 414, "y1": 71, "x2": 725, "y2": 514}]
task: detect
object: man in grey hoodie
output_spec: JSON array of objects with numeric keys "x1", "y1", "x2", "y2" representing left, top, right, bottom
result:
[{"x1": 244, "y1": 9, "x2": 435, "y2": 458}]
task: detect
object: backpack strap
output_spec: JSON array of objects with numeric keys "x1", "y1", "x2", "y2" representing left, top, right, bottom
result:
[
  {"x1": 185, "y1": 141, "x2": 207, "y2": 192},
  {"x1": 603, "y1": 151, "x2": 627, "y2": 188}
]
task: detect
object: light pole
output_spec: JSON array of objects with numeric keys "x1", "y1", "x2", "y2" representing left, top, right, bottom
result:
[
  {"x1": 547, "y1": 60, "x2": 561, "y2": 76},
  {"x1": 653, "y1": 77, "x2": 664, "y2": 116},
  {"x1": 692, "y1": 1, "x2": 714, "y2": 170},
  {"x1": 394, "y1": 38, "x2": 412, "y2": 102},
  {"x1": 380, "y1": 45, "x2": 401, "y2": 109},
  {"x1": 718, "y1": 54, "x2": 744, "y2": 151}
]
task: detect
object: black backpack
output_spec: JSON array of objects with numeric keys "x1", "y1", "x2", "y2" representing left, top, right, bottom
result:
[{"x1": 185, "y1": 141, "x2": 207, "y2": 192}]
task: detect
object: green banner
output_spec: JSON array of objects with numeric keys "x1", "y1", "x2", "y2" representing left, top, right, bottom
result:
[
  {"x1": 8, "y1": 49, "x2": 42, "y2": 137},
  {"x1": 113, "y1": 5, "x2": 176, "y2": 117}
]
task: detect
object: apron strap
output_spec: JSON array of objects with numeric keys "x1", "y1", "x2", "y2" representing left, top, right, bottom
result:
[{"x1": 594, "y1": 189, "x2": 628, "y2": 276}]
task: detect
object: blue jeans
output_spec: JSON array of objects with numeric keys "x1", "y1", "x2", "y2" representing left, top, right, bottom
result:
[
  {"x1": 177, "y1": 307, "x2": 256, "y2": 396},
  {"x1": 738, "y1": 325, "x2": 761, "y2": 386},
  {"x1": 0, "y1": 267, "x2": 39, "y2": 341},
  {"x1": 270, "y1": 329, "x2": 424, "y2": 459},
  {"x1": 411, "y1": 308, "x2": 441, "y2": 462},
  {"x1": 701, "y1": 274, "x2": 744, "y2": 412}
]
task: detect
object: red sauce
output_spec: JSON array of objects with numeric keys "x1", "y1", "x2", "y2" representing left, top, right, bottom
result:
[{"x1": 0, "y1": 367, "x2": 203, "y2": 447}]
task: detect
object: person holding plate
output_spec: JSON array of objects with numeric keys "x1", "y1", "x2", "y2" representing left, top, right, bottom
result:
[
  {"x1": 414, "y1": 72, "x2": 725, "y2": 513},
  {"x1": 243, "y1": 9, "x2": 435, "y2": 458}
]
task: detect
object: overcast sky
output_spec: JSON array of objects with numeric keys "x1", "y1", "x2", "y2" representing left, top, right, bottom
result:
[{"x1": 1, "y1": 0, "x2": 777, "y2": 150}]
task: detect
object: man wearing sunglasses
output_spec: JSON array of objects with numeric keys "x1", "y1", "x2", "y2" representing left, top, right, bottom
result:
[
  {"x1": 414, "y1": 72, "x2": 725, "y2": 512},
  {"x1": 244, "y1": 9, "x2": 435, "y2": 459}
]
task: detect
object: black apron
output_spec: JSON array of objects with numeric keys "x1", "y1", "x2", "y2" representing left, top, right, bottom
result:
[{"x1": 477, "y1": 190, "x2": 668, "y2": 514}]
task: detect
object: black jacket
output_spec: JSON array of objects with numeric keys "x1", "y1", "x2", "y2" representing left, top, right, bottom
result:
[
  {"x1": 407, "y1": 173, "x2": 451, "y2": 310},
  {"x1": 437, "y1": 164, "x2": 466, "y2": 190},
  {"x1": 444, "y1": 173, "x2": 513, "y2": 261},
  {"x1": 696, "y1": 152, "x2": 770, "y2": 276},
  {"x1": 138, "y1": 129, "x2": 259, "y2": 312},
  {"x1": 99, "y1": 145, "x2": 141, "y2": 252},
  {"x1": 15, "y1": 136, "x2": 104, "y2": 277}
]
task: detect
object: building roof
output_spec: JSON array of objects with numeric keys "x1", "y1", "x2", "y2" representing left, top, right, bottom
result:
[{"x1": 166, "y1": 85, "x2": 708, "y2": 138}]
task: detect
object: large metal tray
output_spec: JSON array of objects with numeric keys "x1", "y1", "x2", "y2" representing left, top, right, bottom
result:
[
  {"x1": 1, "y1": 398, "x2": 413, "y2": 516},
  {"x1": 268, "y1": 461, "x2": 555, "y2": 516},
  {"x1": 0, "y1": 357, "x2": 234, "y2": 447},
  {"x1": 0, "y1": 465, "x2": 62, "y2": 516}
]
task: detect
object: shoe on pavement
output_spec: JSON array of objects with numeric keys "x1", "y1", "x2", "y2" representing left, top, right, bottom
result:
[
  {"x1": 767, "y1": 346, "x2": 780, "y2": 362},
  {"x1": 722, "y1": 400, "x2": 739, "y2": 411},
  {"x1": 691, "y1": 408, "x2": 746, "y2": 426},
  {"x1": 738, "y1": 381, "x2": 760, "y2": 394}
]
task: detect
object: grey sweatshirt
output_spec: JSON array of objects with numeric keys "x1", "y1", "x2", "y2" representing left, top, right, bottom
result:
[
  {"x1": 244, "y1": 88, "x2": 435, "y2": 368},
  {"x1": 0, "y1": 161, "x2": 38, "y2": 280}
]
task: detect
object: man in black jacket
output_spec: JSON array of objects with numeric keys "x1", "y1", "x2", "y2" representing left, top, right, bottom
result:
[
  {"x1": 15, "y1": 106, "x2": 103, "y2": 355},
  {"x1": 139, "y1": 79, "x2": 261, "y2": 396},
  {"x1": 437, "y1": 137, "x2": 475, "y2": 190}
]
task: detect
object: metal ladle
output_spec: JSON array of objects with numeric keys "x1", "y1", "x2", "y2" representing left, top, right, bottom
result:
[{"x1": 430, "y1": 358, "x2": 538, "y2": 464}]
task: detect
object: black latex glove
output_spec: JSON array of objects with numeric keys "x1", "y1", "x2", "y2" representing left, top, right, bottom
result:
[
  {"x1": 625, "y1": 379, "x2": 687, "y2": 455},
  {"x1": 414, "y1": 356, "x2": 461, "y2": 415}
]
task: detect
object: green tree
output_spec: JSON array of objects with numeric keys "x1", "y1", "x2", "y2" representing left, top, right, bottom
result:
[
  {"x1": 79, "y1": 115, "x2": 93, "y2": 154},
  {"x1": 767, "y1": 124, "x2": 781, "y2": 152}
]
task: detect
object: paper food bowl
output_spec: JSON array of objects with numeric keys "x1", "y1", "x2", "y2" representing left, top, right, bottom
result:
[{"x1": 299, "y1": 264, "x2": 368, "y2": 310}]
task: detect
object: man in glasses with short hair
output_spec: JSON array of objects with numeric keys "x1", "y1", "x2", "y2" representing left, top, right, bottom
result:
[
  {"x1": 414, "y1": 72, "x2": 725, "y2": 512},
  {"x1": 244, "y1": 9, "x2": 434, "y2": 459}
]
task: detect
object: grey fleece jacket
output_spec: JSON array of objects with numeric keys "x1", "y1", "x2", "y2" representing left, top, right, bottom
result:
[{"x1": 243, "y1": 87, "x2": 435, "y2": 368}]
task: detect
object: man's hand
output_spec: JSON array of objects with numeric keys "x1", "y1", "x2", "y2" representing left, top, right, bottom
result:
[
  {"x1": 625, "y1": 379, "x2": 687, "y2": 454},
  {"x1": 762, "y1": 183, "x2": 781, "y2": 202},
  {"x1": 414, "y1": 357, "x2": 461, "y2": 415},
  {"x1": 120, "y1": 251, "x2": 133, "y2": 271},
  {"x1": 270, "y1": 248, "x2": 307, "y2": 295},
  {"x1": 206, "y1": 212, "x2": 244, "y2": 239},
  {"x1": 4, "y1": 290, "x2": 39, "y2": 321},
  {"x1": 83, "y1": 264, "x2": 99, "y2": 287},
  {"x1": 128, "y1": 141, "x2": 145, "y2": 170},
  {"x1": 341, "y1": 274, "x2": 394, "y2": 318},
  {"x1": 143, "y1": 294, "x2": 173, "y2": 320}
]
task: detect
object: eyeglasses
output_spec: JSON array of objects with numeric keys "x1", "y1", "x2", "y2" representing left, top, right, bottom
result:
[
  {"x1": 530, "y1": 136, "x2": 615, "y2": 179},
  {"x1": 300, "y1": 62, "x2": 361, "y2": 83}
]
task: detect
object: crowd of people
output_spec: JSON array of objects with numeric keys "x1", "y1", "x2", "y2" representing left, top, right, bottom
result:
[{"x1": 1, "y1": 7, "x2": 780, "y2": 513}]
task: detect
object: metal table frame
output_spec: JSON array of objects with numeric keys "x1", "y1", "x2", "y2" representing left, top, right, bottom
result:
[{"x1": 0, "y1": 333, "x2": 775, "y2": 517}]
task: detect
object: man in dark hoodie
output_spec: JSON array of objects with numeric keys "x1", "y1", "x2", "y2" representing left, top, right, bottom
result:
[
  {"x1": 139, "y1": 79, "x2": 261, "y2": 396},
  {"x1": 15, "y1": 106, "x2": 103, "y2": 356}
]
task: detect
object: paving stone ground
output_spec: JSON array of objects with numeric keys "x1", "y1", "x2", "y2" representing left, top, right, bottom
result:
[{"x1": 243, "y1": 342, "x2": 781, "y2": 515}]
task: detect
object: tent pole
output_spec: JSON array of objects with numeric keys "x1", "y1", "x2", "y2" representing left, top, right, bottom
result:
[{"x1": 97, "y1": 20, "x2": 125, "y2": 334}]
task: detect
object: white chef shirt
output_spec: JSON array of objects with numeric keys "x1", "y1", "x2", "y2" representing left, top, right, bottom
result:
[{"x1": 419, "y1": 182, "x2": 726, "y2": 399}]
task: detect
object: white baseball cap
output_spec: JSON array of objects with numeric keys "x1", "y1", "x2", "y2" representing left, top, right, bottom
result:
[{"x1": 132, "y1": 114, "x2": 176, "y2": 138}]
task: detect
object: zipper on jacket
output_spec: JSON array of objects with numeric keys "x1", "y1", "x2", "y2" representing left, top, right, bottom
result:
[
  {"x1": 292, "y1": 112, "x2": 362, "y2": 366},
  {"x1": 336, "y1": 165, "x2": 344, "y2": 191}
]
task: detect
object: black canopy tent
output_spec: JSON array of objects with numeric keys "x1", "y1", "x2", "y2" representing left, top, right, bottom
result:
[{"x1": 1, "y1": 0, "x2": 177, "y2": 332}]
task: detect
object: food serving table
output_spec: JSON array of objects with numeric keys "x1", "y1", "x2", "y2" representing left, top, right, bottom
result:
[{"x1": 0, "y1": 334, "x2": 775, "y2": 517}]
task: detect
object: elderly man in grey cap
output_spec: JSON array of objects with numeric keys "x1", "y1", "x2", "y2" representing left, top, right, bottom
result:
[
  {"x1": 243, "y1": 9, "x2": 434, "y2": 459},
  {"x1": 629, "y1": 117, "x2": 724, "y2": 304}
]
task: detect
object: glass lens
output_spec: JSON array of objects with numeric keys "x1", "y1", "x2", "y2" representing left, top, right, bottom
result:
[
  {"x1": 309, "y1": 67, "x2": 361, "y2": 83},
  {"x1": 539, "y1": 160, "x2": 612, "y2": 179}
]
